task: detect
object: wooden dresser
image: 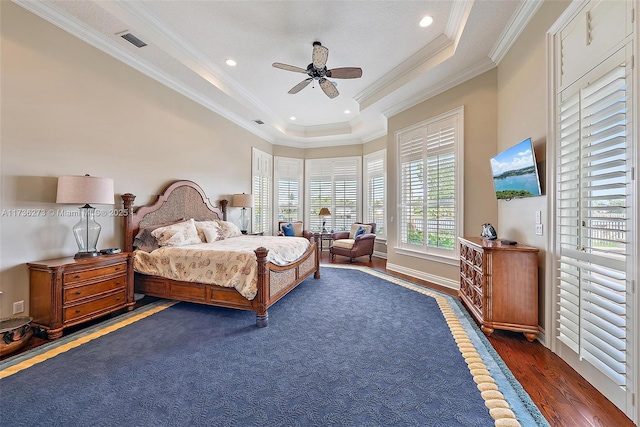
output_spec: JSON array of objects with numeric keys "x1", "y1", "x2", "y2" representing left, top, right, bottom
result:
[
  {"x1": 28, "y1": 253, "x2": 134, "y2": 339},
  {"x1": 458, "y1": 237, "x2": 539, "y2": 342}
]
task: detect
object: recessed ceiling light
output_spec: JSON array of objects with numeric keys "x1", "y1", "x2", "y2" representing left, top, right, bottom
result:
[
  {"x1": 225, "y1": 59, "x2": 237, "y2": 66},
  {"x1": 290, "y1": 116, "x2": 296, "y2": 121},
  {"x1": 419, "y1": 15, "x2": 434, "y2": 28},
  {"x1": 344, "y1": 110, "x2": 351, "y2": 114}
]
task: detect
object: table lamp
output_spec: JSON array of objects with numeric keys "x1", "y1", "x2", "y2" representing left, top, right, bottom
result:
[
  {"x1": 232, "y1": 193, "x2": 254, "y2": 234},
  {"x1": 318, "y1": 207, "x2": 331, "y2": 232},
  {"x1": 56, "y1": 174, "x2": 114, "y2": 258}
]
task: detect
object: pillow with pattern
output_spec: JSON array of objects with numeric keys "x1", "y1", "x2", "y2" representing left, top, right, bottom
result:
[
  {"x1": 194, "y1": 220, "x2": 223, "y2": 243},
  {"x1": 134, "y1": 218, "x2": 187, "y2": 252},
  {"x1": 216, "y1": 220, "x2": 243, "y2": 239},
  {"x1": 151, "y1": 218, "x2": 202, "y2": 247}
]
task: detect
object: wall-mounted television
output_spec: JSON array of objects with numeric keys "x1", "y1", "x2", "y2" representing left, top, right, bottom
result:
[{"x1": 490, "y1": 138, "x2": 542, "y2": 200}]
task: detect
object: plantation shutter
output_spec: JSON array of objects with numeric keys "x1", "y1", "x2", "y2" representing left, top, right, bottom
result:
[
  {"x1": 364, "y1": 150, "x2": 386, "y2": 238},
  {"x1": 399, "y1": 128, "x2": 425, "y2": 247},
  {"x1": 397, "y1": 110, "x2": 460, "y2": 255},
  {"x1": 426, "y1": 119, "x2": 456, "y2": 250},
  {"x1": 556, "y1": 53, "x2": 629, "y2": 386},
  {"x1": 252, "y1": 148, "x2": 272, "y2": 235},
  {"x1": 274, "y1": 157, "x2": 303, "y2": 226},
  {"x1": 306, "y1": 157, "x2": 361, "y2": 232}
]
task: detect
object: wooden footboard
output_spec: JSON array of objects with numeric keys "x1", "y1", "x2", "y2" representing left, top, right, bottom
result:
[{"x1": 122, "y1": 180, "x2": 321, "y2": 327}]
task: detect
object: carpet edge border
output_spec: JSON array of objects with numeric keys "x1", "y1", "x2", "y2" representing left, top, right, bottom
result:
[
  {"x1": 322, "y1": 264, "x2": 550, "y2": 427},
  {"x1": 0, "y1": 300, "x2": 177, "y2": 379}
]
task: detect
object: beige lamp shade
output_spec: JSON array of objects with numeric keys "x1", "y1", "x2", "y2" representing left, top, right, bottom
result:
[
  {"x1": 231, "y1": 193, "x2": 254, "y2": 208},
  {"x1": 318, "y1": 207, "x2": 331, "y2": 216},
  {"x1": 56, "y1": 175, "x2": 114, "y2": 205}
]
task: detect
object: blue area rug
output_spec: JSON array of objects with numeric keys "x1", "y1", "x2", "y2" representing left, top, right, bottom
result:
[{"x1": 0, "y1": 265, "x2": 548, "y2": 426}]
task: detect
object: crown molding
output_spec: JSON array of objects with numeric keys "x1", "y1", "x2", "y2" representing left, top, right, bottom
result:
[
  {"x1": 489, "y1": 0, "x2": 544, "y2": 64},
  {"x1": 98, "y1": 1, "x2": 283, "y2": 128},
  {"x1": 13, "y1": 0, "x2": 276, "y2": 143},
  {"x1": 356, "y1": 0, "x2": 474, "y2": 112},
  {"x1": 382, "y1": 57, "x2": 496, "y2": 118}
]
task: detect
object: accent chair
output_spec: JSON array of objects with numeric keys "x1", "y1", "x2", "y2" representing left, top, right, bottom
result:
[
  {"x1": 277, "y1": 221, "x2": 313, "y2": 240},
  {"x1": 330, "y1": 222, "x2": 376, "y2": 262}
]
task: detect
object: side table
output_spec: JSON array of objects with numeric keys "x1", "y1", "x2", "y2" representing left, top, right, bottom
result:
[{"x1": 28, "y1": 253, "x2": 134, "y2": 339}]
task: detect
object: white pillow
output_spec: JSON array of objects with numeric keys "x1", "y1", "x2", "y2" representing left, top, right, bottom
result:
[
  {"x1": 151, "y1": 218, "x2": 201, "y2": 247},
  {"x1": 194, "y1": 220, "x2": 222, "y2": 243},
  {"x1": 216, "y1": 220, "x2": 242, "y2": 239}
]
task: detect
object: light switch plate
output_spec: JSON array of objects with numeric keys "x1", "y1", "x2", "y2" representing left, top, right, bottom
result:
[{"x1": 535, "y1": 224, "x2": 543, "y2": 236}]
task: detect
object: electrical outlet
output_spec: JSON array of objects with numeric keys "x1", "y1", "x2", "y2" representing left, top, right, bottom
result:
[
  {"x1": 13, "y1": 300, "x2": 24, "y2": 314},
  {"x1": 535, "y1": 210, "x2": 541, "y2": 224},
  {"x1": 535, "y1": 224, "x2": 543, "y2": 236}
]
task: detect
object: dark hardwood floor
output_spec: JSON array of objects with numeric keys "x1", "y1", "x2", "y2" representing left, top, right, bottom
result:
[
  {"x1": 3, "y1": 252, "x2": 634, "y2": 427},
  {"x1": 325, "y1": 252, "x2": 634, "y2": 427}
]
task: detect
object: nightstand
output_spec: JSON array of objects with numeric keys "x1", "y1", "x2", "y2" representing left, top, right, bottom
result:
[{"x1": 28, "y1": 253, "x2": 134, "y2": 339}]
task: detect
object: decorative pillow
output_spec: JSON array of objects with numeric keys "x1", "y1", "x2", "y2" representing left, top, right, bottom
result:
[
  {"x1": 349, "y1": 223, "x2": 372, "y2": 239},
  {"x1": 282, "y1": 223, "x2": 295, "y2": 236},
  {"x1": 216, "y1": 220, "x2": 243, "y2": 239},
  {"x1": 354, "y1": 226, "x2": 366, "y2": 238},
  {"x1": 194, "y1": 220, "x2": 222, "y2": 243},
  {"x1": 133, "y1": 218, "x2": 187, "y2": 252},
  {"x1": 151, "y1": 219, "x2": 202, "y2": 247}
]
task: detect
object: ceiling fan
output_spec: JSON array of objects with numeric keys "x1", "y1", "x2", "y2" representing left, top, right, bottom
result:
[{"x1": 272, "y1": 41, "x2": 363, "y2": 99}]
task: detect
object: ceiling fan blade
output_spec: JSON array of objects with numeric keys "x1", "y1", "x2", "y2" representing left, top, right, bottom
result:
[
  {"x1": 326, "y1": 67, "x2": 363, "y2": 79},
  {"x1": 288, "y1": 78, "x2": 312, "y2": 94},
  {"x1": 272, "y1": 62, "x2": 307, "y2": 73},
  {"x1": 319, "y1": 78, "x2": 339, "y2": 99},
  {"x1": 312, "y1": 44, "x2": 329, "y2": 69}
]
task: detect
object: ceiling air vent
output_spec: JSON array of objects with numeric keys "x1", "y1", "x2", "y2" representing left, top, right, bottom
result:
[
  {"x1": 120, "y1": 32, "x2": 147, "y2": 48},
  {"x1": 253, "y1": 119, "x2": 264, "y2": 125}
]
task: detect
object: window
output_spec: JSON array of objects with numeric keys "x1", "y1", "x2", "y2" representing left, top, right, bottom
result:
[
  {"x1": 274, "y1": 157, "x2": 303, "y2": 228},
  {"x1": 306, "y1": 157, "x2": 361, "y2": 232},
  {"x1": 556, "y1": 50, "x2": 631, "y2": 394},
  {"x1": 396, "y1": 107, "x2": 463, "y2": 260},
  {"x1": 550, "y1": 0, "x2": 636, "y2": 416},
  {"x1": 364, "y1": 150, "x2": 386, "y2": 239},
  {"x1": 252, "y1": 148, "x2": 272, "y2": 235}
]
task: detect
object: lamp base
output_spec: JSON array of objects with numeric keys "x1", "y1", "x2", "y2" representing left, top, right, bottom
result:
[{"x1": 74, "y1": 251, "x2": 100, "y2": 259}]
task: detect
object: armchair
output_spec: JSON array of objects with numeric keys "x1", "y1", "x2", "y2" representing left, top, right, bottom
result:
[
  {"x1": 330, "y1": 222, "x2": 377, "y2": 262},
  {"x1": 277, "y1": 221, "x2": 313, "y2": 240}
]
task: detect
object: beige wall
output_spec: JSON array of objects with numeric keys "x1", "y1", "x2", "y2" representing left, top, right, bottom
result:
[
  {"x1": 386, "y1": 69, "x2": 499, "y2": 284},
  {"x1": 497, "y1": 0, "x2": 570, "y2": 333},
  {"x1": 0, "y1": 2, "x2": 271, "y2": 317}
]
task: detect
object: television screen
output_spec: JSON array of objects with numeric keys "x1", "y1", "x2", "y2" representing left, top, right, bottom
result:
[{"x1": 490, "y1": 138, "x2": 542, "y2": 200}]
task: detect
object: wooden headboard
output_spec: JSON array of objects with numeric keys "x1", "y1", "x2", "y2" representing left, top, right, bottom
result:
[{"x1": 121, "y1": 180, "x2": 227, "y2": 252}]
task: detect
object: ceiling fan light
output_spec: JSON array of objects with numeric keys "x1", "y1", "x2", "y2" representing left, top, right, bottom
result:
[{"x1": 419, "y1": 15, "x2": 434, "y2": 28}]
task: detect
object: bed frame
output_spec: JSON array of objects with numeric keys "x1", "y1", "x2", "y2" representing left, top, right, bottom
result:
[{"x1": 121, "y1": 180, "x2": 320, "y2": 327}]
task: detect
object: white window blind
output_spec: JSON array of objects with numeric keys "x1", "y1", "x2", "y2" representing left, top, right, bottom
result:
[
  {"x1": 252, "y1": 148, "x2": 272, "y2": 235},
  {"x1": 306, "y1": 157, "x2": 361, "y2": 232},
  {"x1": 274, "y1": 157, "x2": 303, "y2": 228},
  {"x1": 556, "y1": 53, "x2": 629, "y2": 387},
  {"x1": 397, "y1": 108, "x2": 462, "y2": 258},
  {"x1": 364, "y1": 150, "x2": 386, "y2": 238}
]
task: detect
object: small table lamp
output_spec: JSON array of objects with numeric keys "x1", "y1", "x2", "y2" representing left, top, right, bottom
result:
[
  {"x1": 232, "y1": 193, "x2": 254, "y2": 234},
  {"x1": 318, "y1": 207, "x2": 331, "y2": 233},
  {"x1": 56, "y1": 175, "x2": 114, "y2": 258}
]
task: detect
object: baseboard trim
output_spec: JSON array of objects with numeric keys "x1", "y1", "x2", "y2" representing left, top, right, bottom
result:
[{"x1": 385, "y1": 262, "x2": 459, "y2": 291}]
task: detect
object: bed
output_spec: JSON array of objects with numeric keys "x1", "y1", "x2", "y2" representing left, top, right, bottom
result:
[{"x1": 121, "y1": 180, "x2": 320, "y2": 327}]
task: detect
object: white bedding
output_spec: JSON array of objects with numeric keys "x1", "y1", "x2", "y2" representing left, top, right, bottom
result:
[{"x1": 133, "y1": 235, "x2": 311, "y2": 300}]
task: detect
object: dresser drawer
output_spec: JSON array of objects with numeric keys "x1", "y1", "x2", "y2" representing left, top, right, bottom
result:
[
  {"x1": 64, "y1": 263, "x2": 127, "y2": 284},
  {"x1": 64, "y1": 290, "x2": 127, "y2": 322},
  {"x1": 64, "y1": 275, "x2": 126, "y2": 303}
]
